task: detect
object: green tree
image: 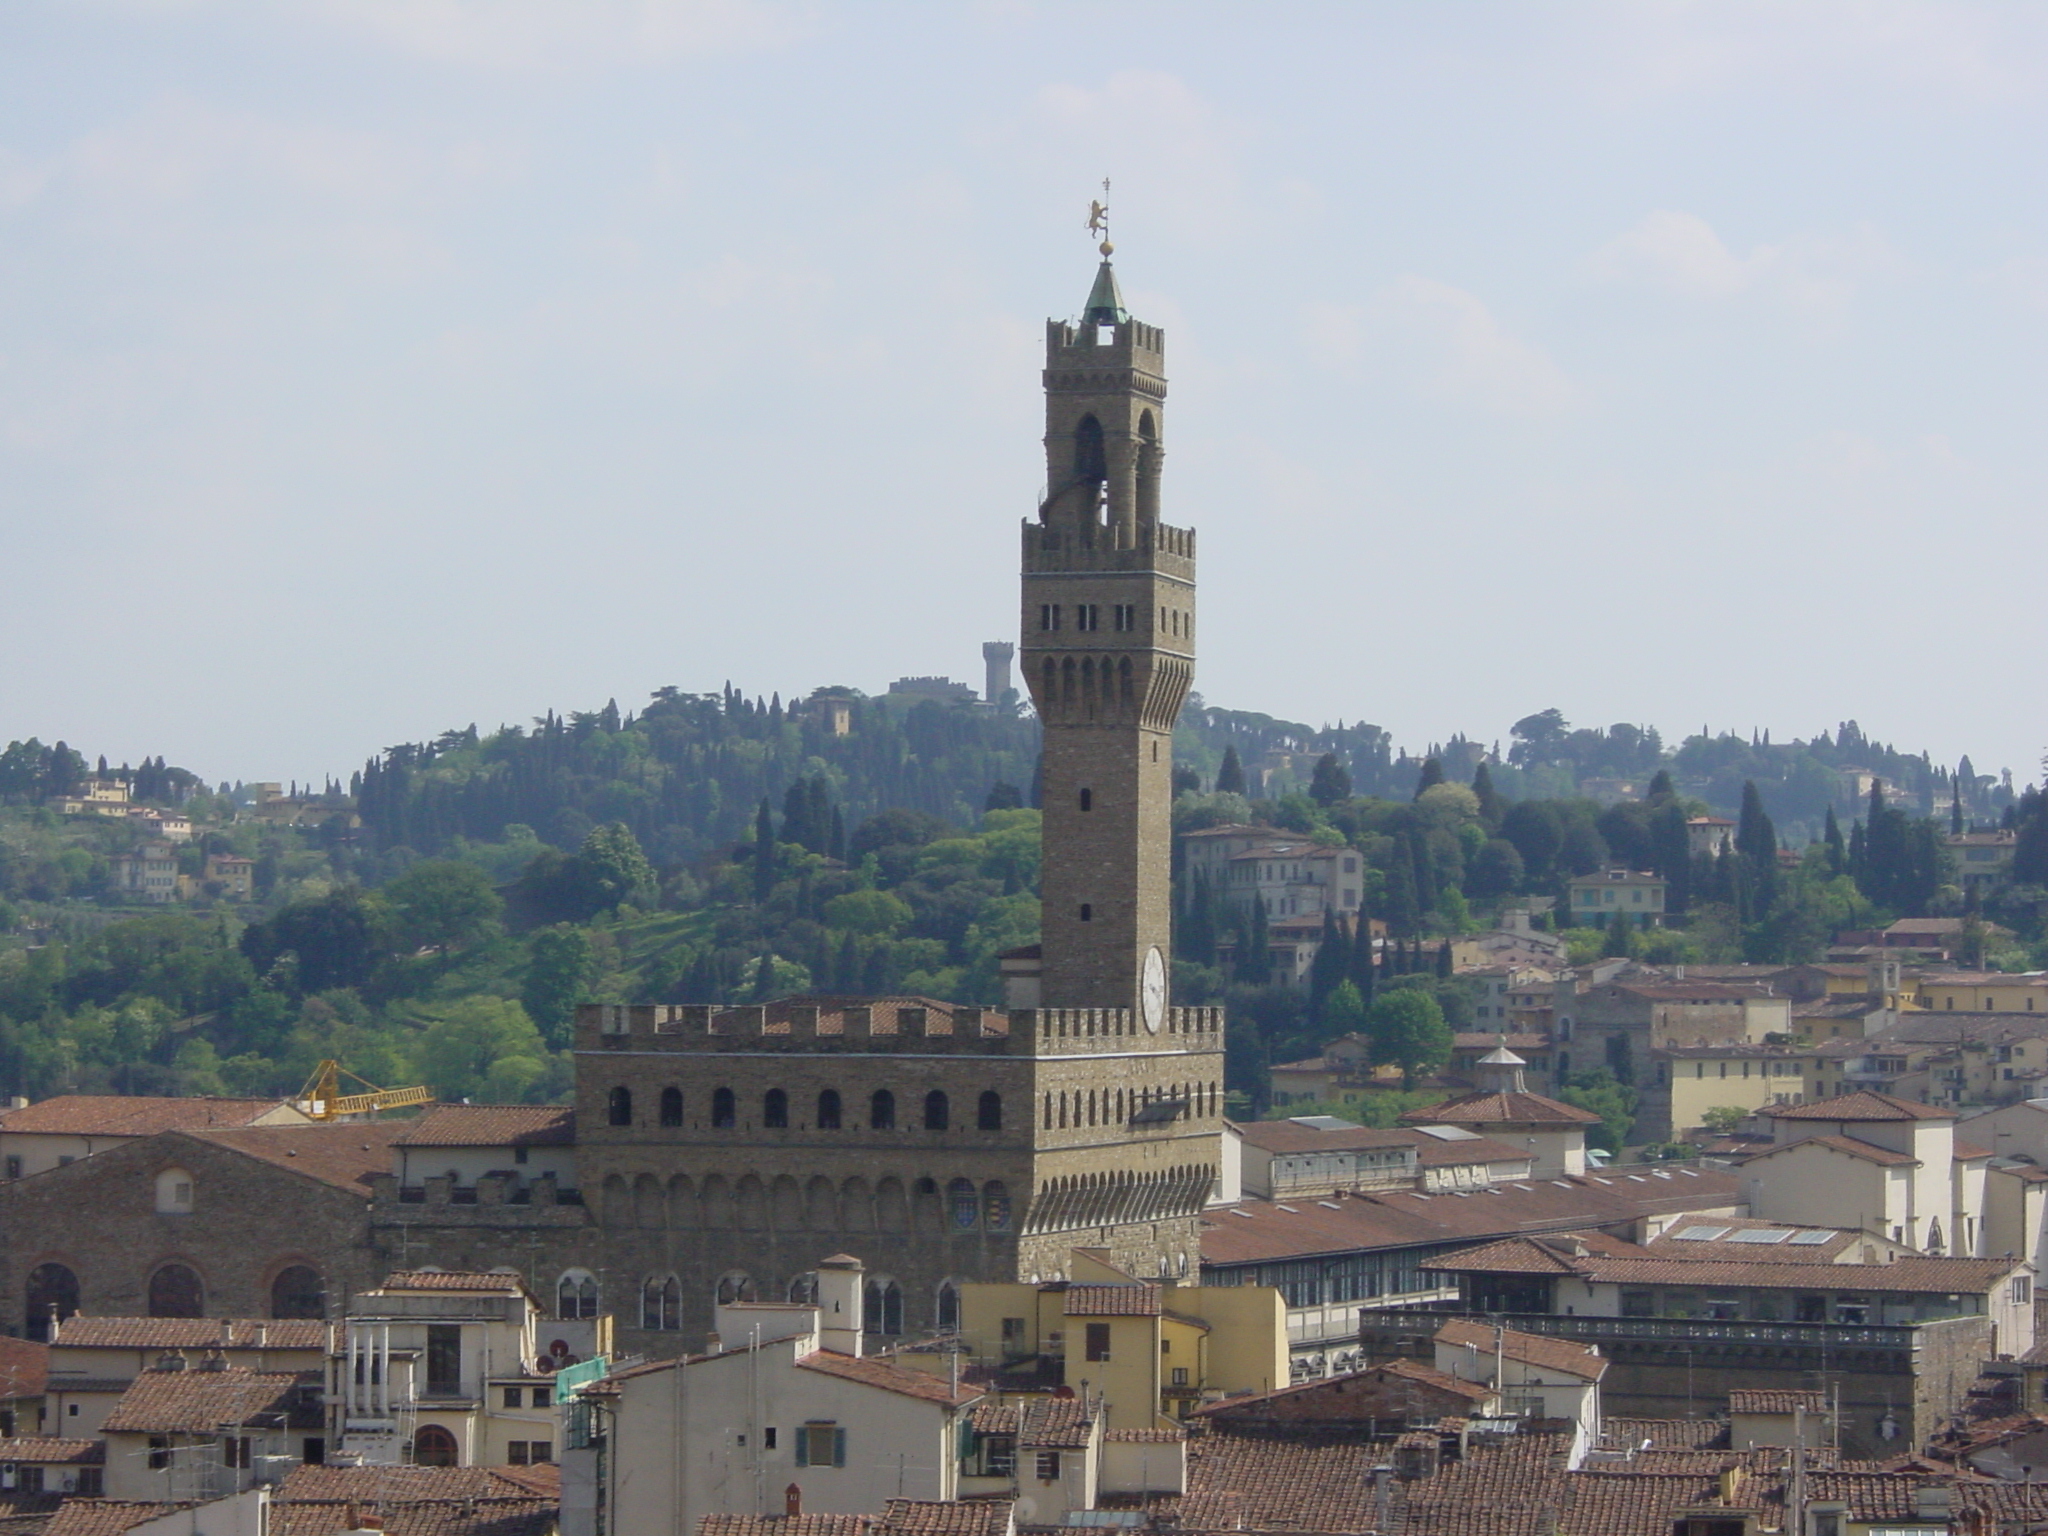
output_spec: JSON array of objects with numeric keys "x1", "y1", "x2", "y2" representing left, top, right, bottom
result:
[
  {"x1": 1413, "y1": 757, "x2": 1445, "y2": 800},
  {"x1": 1308, "y1": 754, "x2": 1352, "y2": 807},
  {"x1": 1366, "y1": 988, "x2": 1451, "y2": 1089},
  {"x1": 1215, "y1": 746, "x2": 1247, "y2": 797},
  {"x1": 821, "y1": 889, "x2": 913, "y2": 936},
  {"x1": 1471, "y1": 762, "x2": 1503, "y2": 827},
  {"x1": 1700, "y1": 1105, "x2": 1748, "y2": 1134},
  {"x1": 581, "y1": 823, "x2": 656, "y2": 912},
  {"x1": 1823, "y1": 806, "x2": 1846, "y2": 875},
  {"x1": 1235, "y1": 895, "x2": 1272, "y2": 985},
  {"x1": 522, "y1": 926, "x2": 597, "y2": 1049},
  {"x1": 753, "y1": 798, "x2": 777, "y2": 902},
  {"x1": 384, "y1": 860, "x2": 503, "y2": 961},
  {"x1": 413, "y1": 997, "x2": 555, "y2": 1103},
  {"x1": 1558, "y1": 1066, "x2": 1637, "y2": 1152},
  {"x1": 1319, "y1": 979, "x2": 1368, "y2": 1041},
  {"x1": 1601, "y1": 908, "x2": 1638, "y2": 958}
]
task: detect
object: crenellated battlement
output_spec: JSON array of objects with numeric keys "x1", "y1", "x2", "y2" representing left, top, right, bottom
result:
[
  {"x1": 1046, "y1": 316, "x2": 1166, "y2": 364},
  {"x1": 572, "y1": 998, "x2": 1222, "y2": 1057},
  {"x1": 1021, "y1": 518, "x2": 1194, "y2": 579}
]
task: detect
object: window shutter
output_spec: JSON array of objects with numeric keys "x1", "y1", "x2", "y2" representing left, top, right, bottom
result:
[
  {"x1": 833, "y1": 1428, "x2": 847, "y2": 1468},
  {"x1": 795, "y1": 1431, "x2": 808, "y2": 1468}
]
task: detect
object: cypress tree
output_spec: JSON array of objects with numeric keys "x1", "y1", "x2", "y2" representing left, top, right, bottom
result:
[
  {"x1": 1216, "y1": 745, "x2": 1247, "y2": 796},
  {"x1": 1414, "y1": 757, "x2": 1445, "y2": 800},
  {"x1": 1950, "y1": 781, "x2": 1964, "y2": 836},
  {"x1": 828, "y1": 807, "x2": 847, "y2": 864},
  {"x1": 1237, "y1": 895, "x2": 1272, "y2": 985},
  {"x1": 1472, "y1": 762, "x2": 1503, "y2": 827},
  {"x1": 1309, "y1": 753, "x2": 1352, "y2": 807},
  {"x1": 1348, "y1": 915, "x2": 1377, "y2": 1006},
  {"x1": 1308, "y1": 909, "x2": 1345, "y2": 1015},
  {"x1": 1646, "y1": 769, "x2": 1675, "y2": 802},
  {"x1": 750, "y1": 943, "x2": 777, "y2": 1001},
  {"x1": 1823, "y1": 807, "x2": 1846, "y2": 876},
  {"x1": 753, "y1": 798, "x2": 776, "y2": 902},
  {"x1": 1384, "y1": 835, "x2": 1422, "y2": 936},
  {"x1": 1435, "y1": 940, "x2": 1453, "y2": 978}
]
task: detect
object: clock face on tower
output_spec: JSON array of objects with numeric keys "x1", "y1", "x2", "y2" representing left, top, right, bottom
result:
[{"x1": 1141, "y1": 946, "x2": 1166, "y2": 1033}]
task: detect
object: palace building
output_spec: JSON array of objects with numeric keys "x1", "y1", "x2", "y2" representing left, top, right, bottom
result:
[{"x1": 0, "y1": 249, "x2": 1223, "y2": 1360}]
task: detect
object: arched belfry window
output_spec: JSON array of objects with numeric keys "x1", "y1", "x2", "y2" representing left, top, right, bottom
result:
[
  {"x1": 818, "y1": 1089, "x2": 842, "y2": 1129},
  {"x1": 764, "y1": 1089, "x2": 788, "y2": 1129},
  {"x1": 659, "y1": 1087, "x2": 683, "y2": 1127},
  {"x1": 1073, "y1": 414, "x2": 1107, "y2": 487},
  {"x1": 978, "y1": 1091, "x2": 1002, "y2": 1131},
  {"x1": 870, "y1": 1090, "x2": 895, "y2": 1130},
  {"x1": 712, "y1": 1088, "x2": 736, "y2": 1128},
  {"x1": 607, "y1": 1087, "x2": 632, "y2": 1127},
  {"x1": 924, "y1": 1091, "x2": 949, "y2": 1131}
]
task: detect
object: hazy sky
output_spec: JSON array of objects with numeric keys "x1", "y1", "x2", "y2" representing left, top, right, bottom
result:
[{"x1": 4, "y1": 1, "x2": 2045, "y2": 789}]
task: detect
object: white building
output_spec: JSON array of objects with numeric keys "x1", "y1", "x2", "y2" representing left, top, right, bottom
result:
[{"x1": 585, "y1": 1256, "x2": 981, "y2": 1536}]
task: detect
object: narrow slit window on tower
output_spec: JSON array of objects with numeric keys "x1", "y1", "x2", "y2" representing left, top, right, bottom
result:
[
  {"x1": 1040, "y1": 604, "x2": 1060, "y2": 632},
  {"x1": 1079, "y1": 903, "x2": 1092, "y2": 922},
  {"x1": 1079, "y1": 788, "x2": 1092, "y2": 812},
  {"x1": 1114, "y1": 604, "x2": 1134, "y2": 632},
  {"x1": 1076, "y1": 604, "x2": 1099, "y2": 632}
]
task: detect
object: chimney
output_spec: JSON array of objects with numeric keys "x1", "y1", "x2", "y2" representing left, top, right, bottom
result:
[
  {"x1": 816, "y1": 1254, "x2": 865, "y2": 1357},
  {"x1": 786, "y1": 1483, "x2": 804, "y2": 1517}
]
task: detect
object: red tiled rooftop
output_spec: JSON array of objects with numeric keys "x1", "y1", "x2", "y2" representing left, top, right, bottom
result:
[
  {"x1": 0, "y1": 1095, "x2": 293, "y2": 1136},
  {"x1": 1768, "y1": 1090, "x2": 1954, "y2": 1121},
  {"x1": 52, "y1": 1317, "x2": 326, "y2": 1351},
  {"x1": 391, "y1": 1105, "x2": 571, "y2": 1147}
]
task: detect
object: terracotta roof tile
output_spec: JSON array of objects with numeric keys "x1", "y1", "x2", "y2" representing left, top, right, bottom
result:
[
  {"x1": 795, "y1": 1351, "x2": 980, "y2": 1407},
  {"x1": 0, "y1": 1438, "x2": 101, "y2": 1464},
  {"x1": 1768, "y1": 1090, "x2": 1954, "y2": 1121},
  {"x1": 0, "y1": 1096, "x2": 294, "y2": 1136},
  {"x1": 276, "y1": 1465, "x2": 557, "y2": 1502},
  {"x1": 101, "y1": 1367, "x2": 319, "y2": 1434},
  {"x1": 271, "y1": 1499, "x2": 558, "y2": 1536},
  {"x1": 1104, "y1": 1427, "x2": 1185, "y2": 1442},
  {"x1": 699, "y1": 1518, "x2": 866, "y2": 1536},
  {"x1": 1200, "y1": 1169, "x2": 1742, "y2": 1267},
  {"x1": 879, "y1": 1499, "x2": 1012, "y2": 1536},
  {"x1": 42, "y1": 1502, "x2": 179, "y2": 1536},
  {"x1": 1401, "y1": 1090, "x2": 1601, "y2": 1127},
  {"x1": 1017, "y1": 1396, "x2": 1093, "y2": 1448},
  {"x1": 1746, "y1": 1133, "x2": 1918, "y2": 1168},
  {"x1": 1730, "y1": 1389, "x2": 1828, "y2": 1415},
  {"x1": 1434, "y1": 1318, "x2": 1609, "y2": 1381},
  {"x1": 180, "y1": 1123, "x2": 401, "y2": 1196},
  {"x1": 1604, "y1": 1417, "x2": 1729, "y2": 1449},
  {"x1": 51, "y1": 1317, "x2": 326, "y2": 1351},
  {"x1": 392, "y1": 1105, "x2": 572, "y2": 1147},
  {"x1": 1063, "y1": 1285, "x2": 1160, "y2": 1317},
  {"x1": 0, "y1": 1338, "x2": 46, "y2": 1399}
]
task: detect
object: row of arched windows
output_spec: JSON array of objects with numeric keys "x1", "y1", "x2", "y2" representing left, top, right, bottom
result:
[
  {"x1": 608, "y1": 1086, "x2": 1003, "y2": 1133},
  {"x1": 597, "y1": 1171, "x2": 1014, "y2": 1234},
  {"x1": 24, "y1": 1261, "x2": 325, "y2": 1340},
  {"x1": 618, "y1": 1269, "x2": 960, "y2": 1337},
  {"x1": 1043, "y1": 1080, "x2": 1219, "y2": 1129}
]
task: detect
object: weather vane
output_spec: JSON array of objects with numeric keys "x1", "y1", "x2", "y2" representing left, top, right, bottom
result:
[{"x1": 1087, "y1": 177, "x2": 1112, "y2": 257}]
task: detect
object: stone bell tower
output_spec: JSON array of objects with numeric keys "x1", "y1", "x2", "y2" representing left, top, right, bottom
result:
[{"x1": 1021, "y1": 250, "x2": 1195, "y2": 1018}]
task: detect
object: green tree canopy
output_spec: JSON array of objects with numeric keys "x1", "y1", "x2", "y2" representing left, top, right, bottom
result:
[
  {"x1": 384, "y1": 860, "x2": 503, "y2": 958},
  {"x1": 1366, "y1": 987, "x2": 1451, "y2": 1089}
]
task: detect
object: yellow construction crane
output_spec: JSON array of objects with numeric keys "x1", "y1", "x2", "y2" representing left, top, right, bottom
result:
[{"x1": 294, "y1": 1059, "x2": 434, "y2": 1121}]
